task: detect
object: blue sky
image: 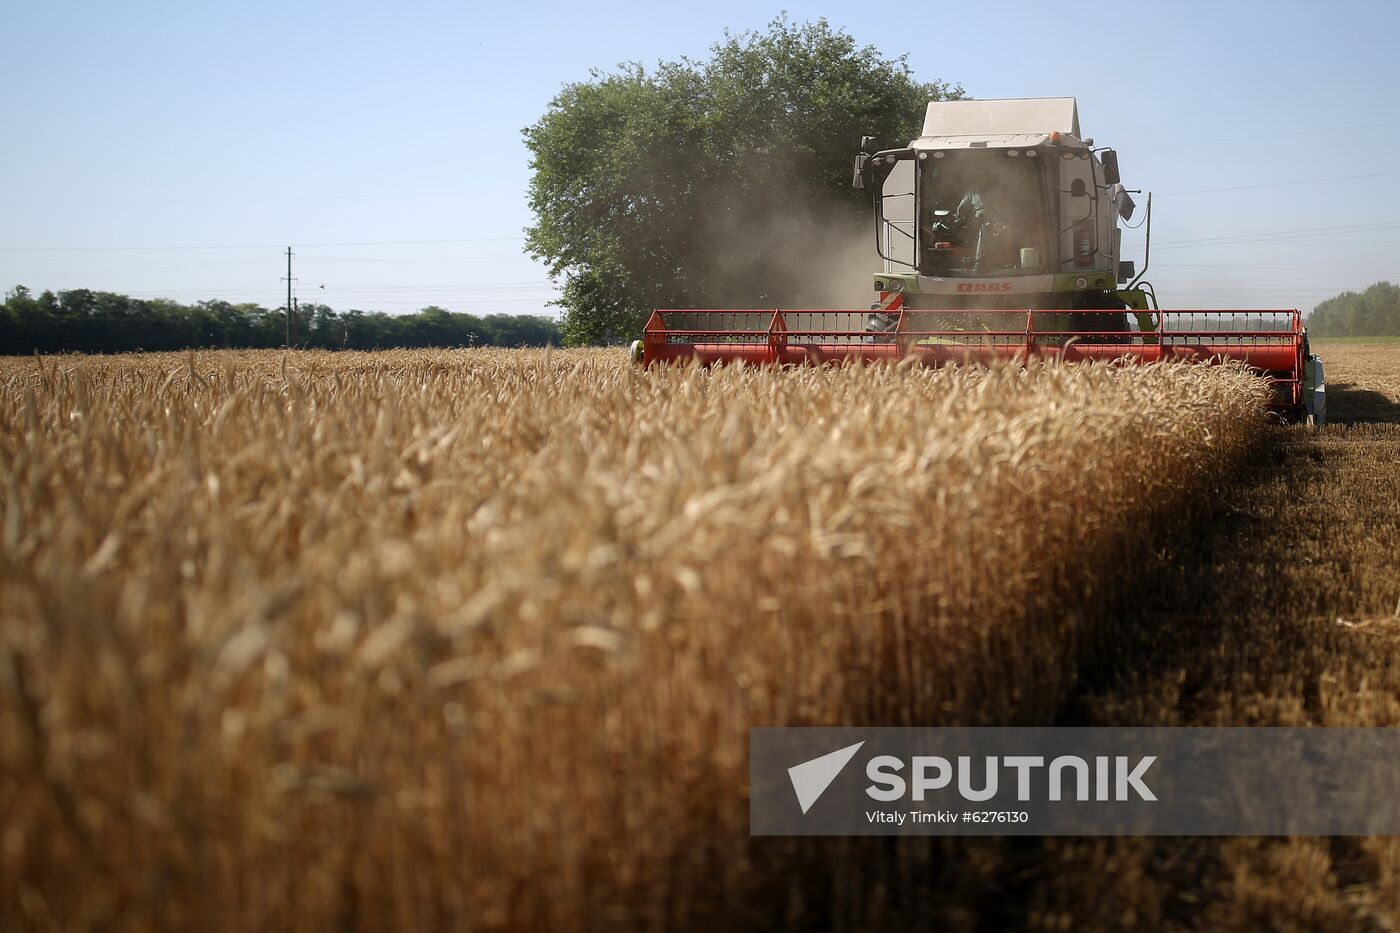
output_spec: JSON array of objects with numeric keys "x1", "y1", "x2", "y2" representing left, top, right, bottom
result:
[{"x1": 2, "y1": 0, "x2": 1397, "y2": 317}]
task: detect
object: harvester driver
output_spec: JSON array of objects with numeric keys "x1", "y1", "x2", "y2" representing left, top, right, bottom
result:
[{"x1": 931, "y1": 188, "x2": 986, "y2": 254}]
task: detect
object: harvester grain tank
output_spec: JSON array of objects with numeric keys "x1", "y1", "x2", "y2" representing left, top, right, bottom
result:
[{"x1": 631, "y1": 97, "x2": 1327, "y2": 424}]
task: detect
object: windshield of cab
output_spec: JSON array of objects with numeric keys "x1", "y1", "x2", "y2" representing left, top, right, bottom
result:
[{"x1": 918, "y1": 150, "x2": 1050, "y2": 277}]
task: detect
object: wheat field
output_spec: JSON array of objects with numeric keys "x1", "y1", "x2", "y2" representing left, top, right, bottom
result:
[{"x1": 0, "y1": 350, "x2": 1269, "y2": 931}]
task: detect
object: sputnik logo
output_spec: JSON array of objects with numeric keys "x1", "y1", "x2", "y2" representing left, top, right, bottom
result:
[{"x1": 788, "y1": 741, "x2": 865, "y2": 814}]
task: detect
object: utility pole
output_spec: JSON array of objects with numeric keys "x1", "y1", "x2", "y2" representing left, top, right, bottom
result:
[{"x1": 281, "y1": 247, "x2": 297, "y2": 349}]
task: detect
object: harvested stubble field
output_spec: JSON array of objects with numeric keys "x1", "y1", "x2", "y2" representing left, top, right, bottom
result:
[
  {"x1": 0, "y1": 349, "x2": 1274, "y2": 931},
  {"x1": 973, "y1": 342, "x2": 1400, "y2": 931}
]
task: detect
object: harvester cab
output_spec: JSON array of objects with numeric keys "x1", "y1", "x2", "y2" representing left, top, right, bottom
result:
[
  {"x1": 855, "y1": 99, "x2": 1137, "y2": 324},
  {"x1": 633, "y1": 97, "x2": 1327, "y2": 425}
]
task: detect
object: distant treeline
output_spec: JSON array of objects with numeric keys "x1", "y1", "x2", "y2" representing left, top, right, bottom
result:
[
  {"x1": 0, "y1": 285, "x2": 561, "y2": 355},
  {"x1": 1308, "y1": 282, "x2": 1400, "y2": 337}
]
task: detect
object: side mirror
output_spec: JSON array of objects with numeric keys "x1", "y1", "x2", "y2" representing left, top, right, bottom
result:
[
  {"x1": 1070, "y1": 178, "x2": 1087, "y2": 197},
  {"x1": 853, "y1": 136, "x2": 880, "y2": 189},
  {"x1": 1118, "y1": 260, "x2": 1136, "y2": 284},
  {"x1": 1101, "y1": 150, "x2": 1121, "y2": 186},
  {"x1": 1117, "y1": 189, "x2": 1136, "y2": 221}
]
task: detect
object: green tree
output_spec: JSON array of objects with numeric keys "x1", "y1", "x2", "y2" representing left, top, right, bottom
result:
[
  {"x1": 1309, "y1": 282, "x2": 1400, "y2": 337},
  {"x1": 524, "y1": 16, "x2": 959, "y2": 345},
  {"x1": 0, "y1": 286, "x2": 561, "y2": 355}
]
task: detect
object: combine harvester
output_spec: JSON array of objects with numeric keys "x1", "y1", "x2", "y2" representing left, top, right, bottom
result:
[{"x1": 631, "y1": 98, "x2": 1326, "y2": 424}]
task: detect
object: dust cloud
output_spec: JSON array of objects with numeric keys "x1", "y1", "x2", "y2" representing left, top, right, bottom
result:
[{"x1": 684, "y1": 177, "x2": 882, "y2": 312}]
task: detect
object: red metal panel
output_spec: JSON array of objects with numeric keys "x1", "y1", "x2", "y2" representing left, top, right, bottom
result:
[{"x1": 640, "y1": 307, "x2": 1306, "y2": 415}]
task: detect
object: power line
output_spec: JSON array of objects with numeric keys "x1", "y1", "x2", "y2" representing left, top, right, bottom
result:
[
  {"x1": 0, "y1": 188, "x2": 527, "y2": 207},
  {"x1": 1135, "y1": 119, "x2": 1400, "y2": 150},
  {"x1": 31, "y1": 282, "x2": 558, "y2": 297},
  {"x1": 1158, "y1": 169, "x2": 1400, "y2": 197},
  {"x1": 0, "y1": 235, "x2": 526, "y2": 253},
  {"x1": 1144, "y1": 219, "x2": 1400, "y2": 250},
  {"x1": 0, "y1": 256, "x2": 538, "y2": 273},
  {"x1": 84, "y1": 283, "x2": 559, "y2": 296},
  {"x1": 312, "y1": 282, "x2": 556, "y2": 292},
  {"x1": 1156, "y1": 259, "x2": 1400, "y2": 268},
  {"x1": 299, "y1": 256, "x2": 539, "y2": 266},
  {"x1": 0, "y1": 256, "x2": 274, "y2": 267}
]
